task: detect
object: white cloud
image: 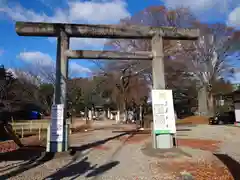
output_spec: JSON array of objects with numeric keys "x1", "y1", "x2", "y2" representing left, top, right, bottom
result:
[
  {"x1": 227, "y1": 6, "x2": 240, "y2": 27},
  {"x1": 48, "y1": 37, "x2": 107, "y2": 50},
  {"x1": 0, "y1": 0, "x2": 130, "y2": 24},
  {"x1": 0, "y1": 5, "x2": 48, "y2": 22},
  {"x1": 68, "y1": 0, "x2": 129, "y2": 24},
  {"x1": 0, "y1": 0, "x2": 129, "y2": 49},
  {"x1": 70, "y1": 38, "x2": 107, "y2": 50},
  {"x1": 17, "y1": 51, "x2": 91, "y2": 75},
  {"x1": 70, "y1": 62, "x2": 92, "y2": 75},
  {"x1": 162, "y1": 0, "x2": 240, "y2": 29},
  {"x1": 18, "y1": 51, "x2": 53, "y2": 66}
]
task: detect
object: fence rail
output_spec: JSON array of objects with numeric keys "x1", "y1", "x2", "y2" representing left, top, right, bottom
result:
[{"x1": 10, "y1": 119, "x2": 72, "y2": 140}]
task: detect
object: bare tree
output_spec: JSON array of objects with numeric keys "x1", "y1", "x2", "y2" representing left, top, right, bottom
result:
[
  {"x1": 101, "y1": 6, "x2": 240, "y2": 117},
  {"x1": 18, "y1": 61, "x2": 85, "y2": 113},
  {"x1": 103, "y1": 6, "x2": 196, "y2": 85},
  {"x1": 89, "y1": 6, "x2": 198, "y2": 119},
  {"x1": 176, "y1": 23, "x2": 240, "y2": 115}
]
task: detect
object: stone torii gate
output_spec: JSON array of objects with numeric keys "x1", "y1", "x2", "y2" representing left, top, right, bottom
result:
[{"x1": 15, "y1": 21, "x2": 199, "y2": 152}]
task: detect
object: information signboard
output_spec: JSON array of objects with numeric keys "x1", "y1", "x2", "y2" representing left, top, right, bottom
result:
[
  {"x1": 151, "y1": 89, "x2": 176, "y2": 134},
  {"x1": 50, "y1": 104, "x2": 64, "y2": 142}
]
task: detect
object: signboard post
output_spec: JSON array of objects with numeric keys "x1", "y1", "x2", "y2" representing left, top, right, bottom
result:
[
  {"x1": 50, "y1": 104, "x2": 64, "y2": 143},
  {"x1": 151, "y1": 89, "x2": 176, "y2": 148}
]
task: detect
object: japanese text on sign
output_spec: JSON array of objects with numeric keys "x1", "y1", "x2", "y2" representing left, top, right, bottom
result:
[
  {"x1": 50, "y1": 104, "x2": 64, "y2": 142},
  {"x1": 151, "y1": 90, "x2": 176, "y2": 134}
]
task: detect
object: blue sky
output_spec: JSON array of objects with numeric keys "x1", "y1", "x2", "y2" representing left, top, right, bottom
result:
[{"x1": 0, "y1": 0, "x2": 239, "y2": 79}]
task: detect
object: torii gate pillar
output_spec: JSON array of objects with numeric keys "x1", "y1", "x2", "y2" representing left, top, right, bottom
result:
[
  {"x1": 47, "y1": 30, "x2": 69, "y2": 152},
  {"x1": 151, "y1": 34, "x2": 173, "y2": 148}
]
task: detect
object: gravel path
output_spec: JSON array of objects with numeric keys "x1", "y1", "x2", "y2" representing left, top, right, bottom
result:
[
  {"x1": 0, "y1": 124, "x2": 163, "y2": 180},
  {"x1": 1, "y1": 123, "x2": 239, "y2": 180},
  {"x1": 177, "y1": 124, "x2": 240, "y2": 163}
]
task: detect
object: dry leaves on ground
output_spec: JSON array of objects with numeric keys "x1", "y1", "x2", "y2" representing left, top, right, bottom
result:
[
  {"x1": 0, "y1": 136, "x2": 44, "y2": 153},
  {"x1": 151, "y1": 159, "x2": 233, "y2": 180},
  {"x1": 177, "y1": 138, "x2": 221, "y2": 152}
]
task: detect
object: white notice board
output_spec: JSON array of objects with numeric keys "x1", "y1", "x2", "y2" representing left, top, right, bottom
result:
[
  {"x1": 151, "y1": 89, "x2": 176, "y2": 134},
  {"x1": 50, "y1": 104, "x2": 64, "y2": 142}
]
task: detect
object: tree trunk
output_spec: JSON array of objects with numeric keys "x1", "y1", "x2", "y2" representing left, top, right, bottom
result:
[
  {"x1": 197, "y1": 85, "x2": 208, "y2": 116},
  {"x1": 85, "y1": 106, "x2": 88, "y2": 124},
  {"x1": 123, "y1": 97, "x2": 127, "y2": 122},
  {"x1": 207, "y1": 91, "x2": 215, "y2": 116}
]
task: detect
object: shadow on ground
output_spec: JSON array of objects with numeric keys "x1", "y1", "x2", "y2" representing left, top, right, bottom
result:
[
  {"x1": 1, "y1": 131, "x2": 133, "y2": 179},
  {"x1": 176, "y1": 129, "x2": 192, "y2": 132},
  {"x1": 45, "y1": 131, "x2": 132, "y2": 179},
  {"x1": 52, "y1": 131, "x2": 134, "y2": 179},
  {"x1": 112, "y1": 130, "x2": 149, "y2": 134},
  {"x1": 70, "y1": 132, "x2": 132, "y2": 154},
  {"x1": 0, "y1": 147, "x2": 56, "y2": 179},
  {"x1": 44, "y1": 157, "x2": 119, "y2": 179},
  {"x1": 214, "y1": 153, "x2": 240, "y2": 180},
  {"x1": 111, "y1": 128, "x2": 192, "y2": 134}
]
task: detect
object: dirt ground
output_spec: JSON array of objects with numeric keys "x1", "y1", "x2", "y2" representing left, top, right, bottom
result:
[
  {"x1": 176, "y1": 124, "x2": 240, "y2": 179},
  {"x1": 1, "y1": 121, "x2": 240, "y2": 179},
  {"x1": 177, "y1": 116, "x2": 209, "y2": 125}
]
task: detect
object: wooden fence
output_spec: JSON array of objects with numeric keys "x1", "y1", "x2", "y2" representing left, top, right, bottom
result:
[{"x1": 10, "y1": 119, "x2": 72, "y2": 140}]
